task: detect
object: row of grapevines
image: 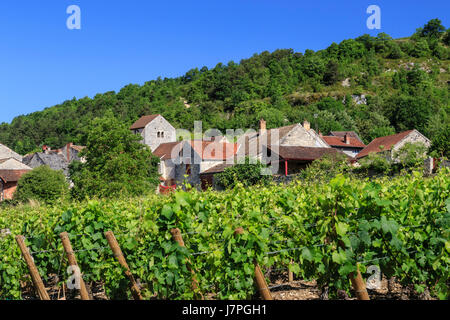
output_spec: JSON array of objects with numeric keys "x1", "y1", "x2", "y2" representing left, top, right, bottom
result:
[{"x1": 0, "y1": 169, "x2": 449, "y2": 299}]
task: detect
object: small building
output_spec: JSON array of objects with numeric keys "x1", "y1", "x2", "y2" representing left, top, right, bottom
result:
[
  {"x1": 130, "y1": 114, "x2": 176, "y2": 152},
  {"x1": 322, "y1": 133, "x2": 366, "y2": 158},
  {"x1": 0, "y1": 158, "x2": 32, "y2": 201},
  {"x1": 356, "y1": 129, "x2": 431, "y2": 161}
]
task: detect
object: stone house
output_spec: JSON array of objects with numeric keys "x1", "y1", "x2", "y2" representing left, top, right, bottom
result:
[
  {"x1": 236, "y1": 119, "x2": 330, "y2": 162},
  {"x1": 356, "y1": 129, "x2": 431, "y2": 161},
  {"x1": 0, "y1": 158, "x2": 32, "y2": 201},
  {"x1": 153, "y1": 141, "x2": 201, "y2": 187},
  {"x1": 153, "y1": 139, "x2": 238, "y2": 188},
  {"x1": 130, "y1": 114, "x2": 176, "y2": 152}
]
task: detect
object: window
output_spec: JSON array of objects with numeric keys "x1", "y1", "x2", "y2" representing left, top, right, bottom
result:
[
  {"x1": 157, "y1": 132, "x2": 161, "y2": 138},
  {"x1": 161, "y1": 132, "x2": 164, "y2": 138}
]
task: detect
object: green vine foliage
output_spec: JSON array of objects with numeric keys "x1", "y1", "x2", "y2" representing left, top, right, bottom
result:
[{"x1": 0, "y1": 169, "x2": 449, "y2": 300}]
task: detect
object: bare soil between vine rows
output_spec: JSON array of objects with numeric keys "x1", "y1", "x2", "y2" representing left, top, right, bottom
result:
[{"x1": 20, "y1": 270, "x2": 436, "y2": 300}]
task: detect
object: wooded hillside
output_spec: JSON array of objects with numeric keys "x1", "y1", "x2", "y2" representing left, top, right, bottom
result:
[{"x1": 1, "y1": 19, "x2": 449, "y2": 156}]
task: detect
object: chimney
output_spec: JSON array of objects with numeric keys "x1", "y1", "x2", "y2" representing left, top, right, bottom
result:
[
  {"x1": 303, "y1": 120, "x2": 310, "y2": 131},
  {"x1": 344, "y1": 134, "x2": 350, "y2": 145},
  {"x1": 259, "y1": 119, "x2": 266, "y2": 134},
  {"x1": 318, "y1": 130, "x2": 322, "y2": 137},
  {"x1": 42, "y1": 145, "x2": 50, "y2": 153}
]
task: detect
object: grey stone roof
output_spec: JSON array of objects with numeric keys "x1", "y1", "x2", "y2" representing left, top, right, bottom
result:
[{"x1": 28, "y1": 152, "x2": 69, "y2": 175}]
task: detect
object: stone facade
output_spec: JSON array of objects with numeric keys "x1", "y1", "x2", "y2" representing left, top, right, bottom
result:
[
  {"x1": 139, "y1": 115, "x2": 176, "y2": 152},
  {"x1": 280, "y1": 125, "x2": 329, "y2": 148},
  {"x1": 390, "y1": 130, "x2": 431, "y2": 156}
]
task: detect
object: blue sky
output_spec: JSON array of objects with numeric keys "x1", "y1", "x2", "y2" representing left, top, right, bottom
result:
[{"x1": 0, "y1": 0, "x2": 448, "y2": 124}]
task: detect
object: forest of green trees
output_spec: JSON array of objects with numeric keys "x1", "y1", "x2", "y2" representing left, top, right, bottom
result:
[{"x1": 1, "y1": 19, "x2": 449, "y2": 157}]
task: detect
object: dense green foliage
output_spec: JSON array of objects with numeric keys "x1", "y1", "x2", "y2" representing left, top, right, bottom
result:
[
  {"x1": 215, "y1": 158, "x2": 270, "y2": 189},
  {"x1": 14, "y1": 166, "x2": 69, "y2": 204},
  {"x1": 0, "y1": 20, "x2": 448, "y2": 156},
  {"x1": 1, "y1": 170, "x2": 448, "y2": 300},
  {"x1": 69, "y1": 112, "x2": 160, "y2": 200}
]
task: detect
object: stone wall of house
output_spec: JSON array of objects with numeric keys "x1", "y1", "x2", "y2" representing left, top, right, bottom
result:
[
  {"x1": 280, "y1": 126, "x2": 329, "y2": 148},
  {"x1": 160, "y1": 159, "x2": 176, "y2": 180},
  {"x1": 391, "y1": 131, "x2": 431, "y2": 155},
  {"x1": 200, "y1": 160, "x2": 226, "y2": 173},
  {"x1": 175, "y1": 163, "x2": 201, "y2": 187},
  {"x1": 142, "y1": 116, "x2": 176, "y2": 152}
]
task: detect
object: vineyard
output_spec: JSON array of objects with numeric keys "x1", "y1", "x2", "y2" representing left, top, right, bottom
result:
[{"x1": 0, "y1": 169, "x2": 449, "y2": 300}]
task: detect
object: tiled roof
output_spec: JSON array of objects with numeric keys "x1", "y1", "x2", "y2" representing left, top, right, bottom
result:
[
  {"x1": 0, "y1": 143, "x2": 22, "y2": 162},
  {"x1": 153, "y1": 142, "x2": 183, "y2": 160},
  {"x1": 356, "y1": 130, "x2": 414, "y2": 159},
  {"x1": 268, "y1": 146, "x2": 348, "y2": 161},
  {"x1": 130, "y1": 115, "x2": 160, "y2": 130},
  {"x1": 154, "y1": 141, "x2": 238, "y2": 161},
  {"x1": 322, "y1": 136, "x2": 366, "y2": 148},
  {"x1": 200, "y1": 163, "x2": 234, "y2": 175},
  {"x1": 330, "y1": 131, "x2": 364, "y2": 143},
  {"x1": 190, "y1": 141, "x2": 238, "y2": 160},
  {"x1": 0, "y1": 158, "x2": 32, "y2": 170},
  {"x1": 0, "y1": 169, "x2": 30, "y2": 183},
  {"x1": 237, "y1": 124, "x2": 299, "y2": 155}
]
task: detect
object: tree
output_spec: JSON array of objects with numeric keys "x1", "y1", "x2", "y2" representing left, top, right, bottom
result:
[
  {"x1": 383, "y1": 95, "x2": 432, "y2": 133},
  {"x1": 420, "y1": 19, "x2": 446, "y2": 39},
  {"x1": 14, "y1": 166, "x2": 69, "y2": 204},
  {"x1": 323, "y1": 60, "x2": 340, "y2": 85},
  {"x1": 70, "y1": 111, "x2": 160, "y2": 199}
]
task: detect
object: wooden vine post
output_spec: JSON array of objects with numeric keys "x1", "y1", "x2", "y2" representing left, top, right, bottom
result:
[
  {"x1": 15, "y1": 235, "x2": 50, "y2": 300},
  {"x1": 170, "y1": 228, "x2": 204, "y2": 300},
  {"x1": 288, "y1": 260, "x2": 294, "y2": 283},
  {"x1": 336, "y1": 236, "x2": 370, "y2": 300},
  {"x1": 105, "y1": 231, "x2": 143, "y2": 300},
  {"x1": 349, "y1": 266, "x2": 370, "y2": 300},
  {"x1": 59, "y1": 232, "x2": 91, "y2": 300},
  {"x1": 234, "y1": 227, "x2": 273, "y2": 300}
]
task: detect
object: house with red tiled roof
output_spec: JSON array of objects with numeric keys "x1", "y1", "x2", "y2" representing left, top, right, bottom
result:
[
  {"x1": 130, "y1": 114, "x2": 176, "y2": 152},
  {"x1": 154, "y1": 139, "x2": 239, "y2": 187},
  {"x1": 322, "y1": 134, "x2": 366, "y2": 158},
  {"x1": 0, "y1": 158, "x2": 31, "y2": 201},
  {"x1": 356, "y1": 129, "x2": 431, "y2": 160}
]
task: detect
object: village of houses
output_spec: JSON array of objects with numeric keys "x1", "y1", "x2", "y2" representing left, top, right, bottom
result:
[{"x1": 0, "y1": 114, "x2": 433, "y2": 201}]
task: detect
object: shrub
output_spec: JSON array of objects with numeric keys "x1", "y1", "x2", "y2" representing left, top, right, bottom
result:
[
  {"x1": 70, "y1": 112, "x2": 160, "y2": 200},
  {"x1": 355, "y1": 152, "x2": 391, "y2": 175},
  {"x1": 215, "y1": 158, "x2": 270, "y2": 189},
  {"x1": 299, "y1": 153, "x2": 350, "y2": 182},
  {"x1": 393, "y1": 142, "x2": 429, "y2": 169},
  {"x1": 14, "y1": 166, "x2": 69, "y2": 204}
]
